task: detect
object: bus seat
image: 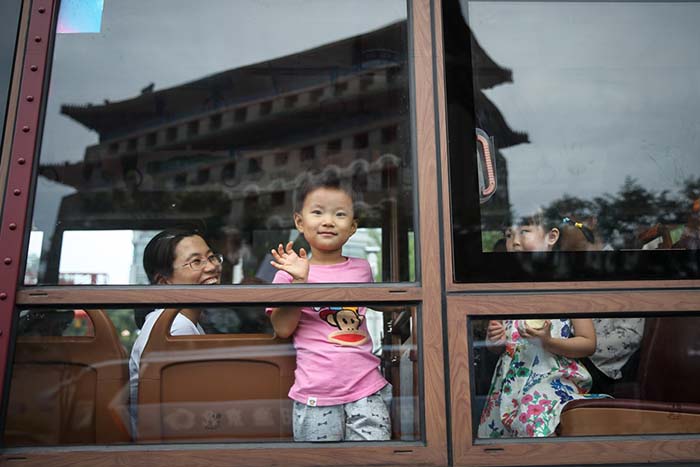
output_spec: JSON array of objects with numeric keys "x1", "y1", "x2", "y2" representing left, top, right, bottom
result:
[
  {"x1": 136, "y1": 309, "x2": 295, "y2": 442},
  {"x1": 4, "y1": 309, "x2": 130, "y2": 445},
  {"x1": 558, "y1": 316, "x2": 700, "y2": 436}
]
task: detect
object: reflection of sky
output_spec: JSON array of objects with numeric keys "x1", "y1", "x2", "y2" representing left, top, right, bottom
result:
[
  {"x1": 465, "y1": 1, "x2": 700, "y2": 219},
  {"x1": 33, "y1": 0, "x2": 406, "y2": 282},
  {"x1": 40, "y1": 0, "x2": 407, "y2": 166},
  {"x1": 59, "y1": 230, "x2": 133, "y2": 284},
  {"x1": 57, "y1": 0, "x2": 104, "y2": 33}
]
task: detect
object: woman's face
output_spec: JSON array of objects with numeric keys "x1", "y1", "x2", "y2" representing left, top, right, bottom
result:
[{"x1": 161, "y1": 235, "x2": 222, "y2": 285}]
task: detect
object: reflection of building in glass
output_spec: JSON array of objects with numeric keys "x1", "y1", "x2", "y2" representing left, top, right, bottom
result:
[
  {"x1": 442, "y1": 0, "x2": 529, "y2": 236},
  {"x1": 470, "y1": 33, "x2": 529, "y2": 229},
  {"x1": 37, "y1": 22, "x2": 413, "y2": 284}
]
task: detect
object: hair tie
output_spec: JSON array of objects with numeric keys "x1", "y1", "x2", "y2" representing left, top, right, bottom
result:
[{"x1": 562, "y1": 217, "x2": 595, "y2": 244}]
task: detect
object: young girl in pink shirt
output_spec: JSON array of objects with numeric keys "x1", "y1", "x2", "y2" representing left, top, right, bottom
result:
[{"x1": 267, "y1": 175, "x2": 391, "y2": 442}]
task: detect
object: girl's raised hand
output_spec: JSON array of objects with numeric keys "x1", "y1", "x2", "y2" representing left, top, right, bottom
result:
[
  {"x1": 270, "y1": 241, "x2": 309, "y2": 283},
  {"x1": 486, "y1": 320, "x2": 506, "y2": 345}
]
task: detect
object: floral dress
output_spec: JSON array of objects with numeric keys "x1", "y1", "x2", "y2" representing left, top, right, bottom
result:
[{"x1": 477, "y1": 319, "x2": 607, "y2": 438}]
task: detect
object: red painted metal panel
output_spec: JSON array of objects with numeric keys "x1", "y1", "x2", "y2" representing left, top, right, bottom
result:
[{"x1": 0, "y1": 0, "x2": 55, "y2": 412}]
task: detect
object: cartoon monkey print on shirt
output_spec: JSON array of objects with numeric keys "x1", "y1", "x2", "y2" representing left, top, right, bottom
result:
[{"x1": 314, "y1": 306, "x2": 369, "y2": 346}]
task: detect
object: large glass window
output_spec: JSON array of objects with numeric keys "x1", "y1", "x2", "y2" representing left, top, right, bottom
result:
[
  {"x1": 469, "y1": 313, "x2": 700, "y2": 439},
  {"x1": 3, "y1": 305, "x2": 420, "y2": 446},
  {"x1": 444, "y1": 0, "x2": 700, "y2": 282},
  {"x1": 27, "y1": 0, "x2": 415, "y2": 285}
]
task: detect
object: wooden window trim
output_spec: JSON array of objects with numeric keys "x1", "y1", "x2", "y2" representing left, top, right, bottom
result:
[
  {"x1": 15, "y1": 284, "x2": 424, "y2": 306},
  {"x1": 446, "y1": 291, "x2": 700, "y2": 466},
  {"x1": 0, "y1": 1, "x2": 448, "y2": 465},
  {"x1": 434, "y1": 0, "x2": 700, "y2": 464}
]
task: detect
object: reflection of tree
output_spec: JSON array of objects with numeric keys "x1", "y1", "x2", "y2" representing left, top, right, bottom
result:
[{"x1": 542, "y1": 176, "x2": 700, "y2": 248}]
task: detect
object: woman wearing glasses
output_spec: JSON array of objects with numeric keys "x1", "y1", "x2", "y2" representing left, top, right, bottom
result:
[{"x1": 128, "y1": 228, "x2": 223, "y2": 434}]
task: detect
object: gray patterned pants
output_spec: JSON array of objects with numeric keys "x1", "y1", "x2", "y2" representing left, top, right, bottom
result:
[{"x1": 293, "y1": 384, "x2": 392, "y2": 442}]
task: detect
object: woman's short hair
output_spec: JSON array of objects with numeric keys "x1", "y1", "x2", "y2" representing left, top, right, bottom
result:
[{"x1": 143, "y1": 228, "x2": 201, "y2": 284}]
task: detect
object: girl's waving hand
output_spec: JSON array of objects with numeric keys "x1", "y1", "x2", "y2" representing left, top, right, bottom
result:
[{"x1": 270, "y1": 241, "x2": 309, "y2": 283}]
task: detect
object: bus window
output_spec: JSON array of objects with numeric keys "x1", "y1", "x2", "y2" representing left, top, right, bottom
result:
[
  {"x1": 26, "y1": 0, "x2": 415, "y2": 286},
  {"x1": 444, "y1": 0, "x2": 700, "y2": 282},
  {"x1": 470, "y1": 314, "x2": 700, "y2": 439},
  {"x1": 3, "y1": 305, "x2": 421, "y2": 445}
]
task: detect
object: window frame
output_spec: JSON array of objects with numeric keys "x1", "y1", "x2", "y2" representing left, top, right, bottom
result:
[
  {"x1": 437, "y1": 0, "x2": 700, "y2": 289},
  {"x1": 446, "y1": 291, "x2": 700, "y2": 466},
  {"x1": 0, "y1": 0, "x2": 448, "y2": 465},
  {"x1": 433, "y1": 0, "x2": 700, "y2": 464}
]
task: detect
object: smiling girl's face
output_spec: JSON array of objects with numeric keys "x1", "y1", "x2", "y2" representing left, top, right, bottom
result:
[
  {"x1": 505, "y1": 224, "x2": 559, "y2": 252},
  {"x1": 293, "y1": 187, "x2": 358, "y2": 264}
]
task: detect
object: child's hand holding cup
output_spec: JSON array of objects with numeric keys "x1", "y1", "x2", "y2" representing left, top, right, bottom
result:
[{"x1": 518, "y1": 319, "x2": 551, "y2": 341}]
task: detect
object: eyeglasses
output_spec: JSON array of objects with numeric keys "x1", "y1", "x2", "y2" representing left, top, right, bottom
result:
[{"x1": 176, "y1": 253, "x2": 224, "y2": 271}]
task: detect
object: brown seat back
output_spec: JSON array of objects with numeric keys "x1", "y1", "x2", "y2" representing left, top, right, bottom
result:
[
  {"x1": 4, "y1": 309, "x2": 130, "y2": 445},
  {"x1": 637, "y1": 316, "x2": 700, "y2": 403},
  {"x1": 558, "y1": 315, "x2": 700, "y2": 436},
  {"x1": 136, "y1": 309, "x2": 295, "y2": 442}
]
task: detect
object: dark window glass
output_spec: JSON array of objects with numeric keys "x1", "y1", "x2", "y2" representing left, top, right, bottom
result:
[
  {"x1": 470, "y1": 314, "x2": 700, "y2": 439},
  {"x1": 248, "y1": 158, "x2": 261, "y2": 174},
  {"x1": 360, "y1": 74, "x2": 375, "y2": 91},
  {"x1": 221, "y1": 162, "x2": 236, "y2": 186},
  {"x1": 444, "y1": 0, "x2": 700, "y2": 281},
  {"x1": 166, "y1": 126, "x2": 178, "y2": 142},
  {"x1": 300, "y1": 145, "x2": 315, "y2": 161},
  {"x1": 309, "y1": 88, "x2": 324, "y2": 103},
  {"x1": 327, "y1": 139, "x2": 342, "y2": 154},
  {"x1": 271, "y1": 191, "x2": 285, "y2": 206},
  {"x1": 381, "y1": 126, "x2": 397, "y2": 144},
  {"x1": 274, "y1": 152, "x2": 288, "y2": 166},
  {"x1": 354, "y1": 133, "x2": 369, "y2": 149},
  {"x1": 284, "y1": 94, "x2": 298, "y2": 109},
  {"x1": 334, "y1": 81, "x2": 349, "y2": 96},
  {"x1": 197, "y1": 168, "x2": 210, "y2": 184},
  {"x1": 187, "y1": 120, "x2": 199, "y2": 136},
  {"x1": 174, "y1": 173, "x2": 187, "y2": 188},
  {"x1": 26, "y1": 0, "x2": 413, "y2": 286},
  {"x1": 259, "y1": 101, "x2": 273, "y2": 116},
  {"x1": 234, "y1": 107, "x2": 247, "y2": 123},
  {"x1": 209, "y1": 113, "x2": 222, "y2": 130}
]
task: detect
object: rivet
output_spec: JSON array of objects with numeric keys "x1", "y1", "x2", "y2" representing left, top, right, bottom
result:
[
  {"x1": 3, "y1": 258, "x2": 11, "y2": 265},
  {"x1": 13, "y1": 189, "x2": 21, "y2": 196},
  {"x1": 30, "y1": 65, "x2": 38, "y2": 72},
  {"x1": 18, "y1": 157, "x2": 26, "y2": 165},
  {"x1": 22, "y1": 126, "x2": 30, "y2": 133},
  {"x1": 0, "y1": 293, "x2": 6, "y2": 300},
  {"x1": 34, "y1": 36, "x2": 42, "y2": 43},
  {"x1": 26, "y1": 96, "x2": 34, "y2": 102},
  {"x1": 38, "y1": 7, "x2": 46, "y2": 13},
  {"x1": 9, "y1": 223, "x2": 17, "y2": 230}
]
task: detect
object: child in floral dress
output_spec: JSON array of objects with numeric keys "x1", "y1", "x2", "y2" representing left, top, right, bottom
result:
[
  {"x1": 478, "y1": 212, "x2": 607, "y2": 437},
  {"x1": 478, "y1": 318, "x2": 606, "y2": 437}
]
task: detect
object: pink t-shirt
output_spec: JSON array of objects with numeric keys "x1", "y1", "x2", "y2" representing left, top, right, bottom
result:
[{"x1": 268, "y1": 257, "x2": 387, "y2": 406}]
